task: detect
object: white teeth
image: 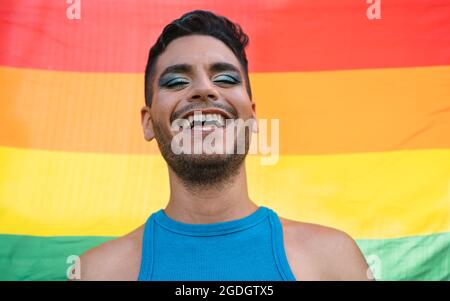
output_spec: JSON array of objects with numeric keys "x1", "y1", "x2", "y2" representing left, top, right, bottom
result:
[
  {"x1": 185, "y1": 112, "x2": 227, "y2": 128},
  {"x1": 216, "y1": 115, "x2": 225, "y2": 127},
  {"x1": 193, "y1": 114, "x2": 203, "y2": 123},
  {"x1": 187, "y1": 115, "x2": 194, "y2": 126}
]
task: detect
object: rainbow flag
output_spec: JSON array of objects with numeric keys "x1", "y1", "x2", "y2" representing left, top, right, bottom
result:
[{"x1": 0, "y1": 0, "x2": 449, "y2": 280}]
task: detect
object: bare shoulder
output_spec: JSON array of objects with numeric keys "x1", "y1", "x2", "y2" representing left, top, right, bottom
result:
[
  {"x1": 70, "y1": 225, "x2": 145, "y2": 281},
  {"x1": 279, "y1": 217, "x2": 373, "y2": 281}
]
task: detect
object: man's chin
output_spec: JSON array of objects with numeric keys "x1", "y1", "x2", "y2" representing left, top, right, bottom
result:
[
  {"x1": 175, "y1": 152, "x2": 244, "y2": 166},
  {"x1": 153, "y1": 123, "x2": 248, "y2": 188},
  {"x1": 166, "y1": 153, "x2": 246, "y2": 188},
  {"x1": 187, "y1": 152, "x2": 238, "y2": 163}
]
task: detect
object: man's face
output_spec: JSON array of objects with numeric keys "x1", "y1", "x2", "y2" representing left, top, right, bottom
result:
[{"x1": 141, "y1": 34, "x2": 256, "y2": 187}]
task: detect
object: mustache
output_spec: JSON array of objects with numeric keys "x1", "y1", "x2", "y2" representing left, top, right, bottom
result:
[{"x1": 170, "y1": 102, "x2": 238, "y2": 123}]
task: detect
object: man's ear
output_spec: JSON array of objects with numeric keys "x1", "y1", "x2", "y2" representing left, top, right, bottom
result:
[
  {"x1": 251, "y1": 101, "x2": 258, "y2": 133},
  {"x1": 141, "y1": 106, "x2": 155, "y2": 141}
]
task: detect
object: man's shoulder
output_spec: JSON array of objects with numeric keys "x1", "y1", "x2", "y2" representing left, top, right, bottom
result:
[
  {"x1": 72, "y1": 225, "x2": 145, "y2": 281},
  {"x1": 279, "y1": 217, "x2": 372, "y2": 280},
  {"x1": 280, "y1": 217, "x2": 357, "y2": 250}
]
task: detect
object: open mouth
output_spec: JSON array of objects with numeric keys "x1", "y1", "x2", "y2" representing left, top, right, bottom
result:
[{"x1": 181, "y1": 110, "x2": 231, "y2": 130}]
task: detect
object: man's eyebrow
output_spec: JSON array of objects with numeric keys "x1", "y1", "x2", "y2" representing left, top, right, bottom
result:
[
  {"x1": 209, "y1": 62, "x2": 241, "y2": 74},
  {"x1": 158, "y1": 62, "x2": 241, "y2": 80},
  {"x1": 158, "y1": 64, "x2": 192, "y2": 80}
]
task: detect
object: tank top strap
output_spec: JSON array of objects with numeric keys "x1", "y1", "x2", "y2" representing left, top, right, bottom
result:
[
  {"x1": 137, "y1": 214, "x2": 155, "y2": 281},
  {"x1": 267, "y1": 208, "x2": 297, "y2": 281}
]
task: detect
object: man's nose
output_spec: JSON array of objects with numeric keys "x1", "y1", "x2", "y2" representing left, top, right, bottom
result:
[{"x1": 188, "y1": 76, "x2": 219, "y2": 102}]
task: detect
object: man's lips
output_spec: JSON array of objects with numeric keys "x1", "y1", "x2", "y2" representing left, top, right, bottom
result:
[
  {"x1": 180, "y1": 108, "x2": 232, "y2": 120},
  {"x1": 173, "y1": 108, "x2": 236, "y2": 131},
  {"x1": 170, "y1": 102, "x2": 238, "y2": 124},
  {"x1": 171, "y1": 110, "x2": 236, "y2": 134},
  {"x1": 169, "y1": 104, "x2": 239, "y2": 135}
]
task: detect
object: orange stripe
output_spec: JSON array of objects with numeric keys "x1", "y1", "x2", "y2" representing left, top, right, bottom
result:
[{"x1": 1, "y1": 66, "x2": 449, "y2": 155}]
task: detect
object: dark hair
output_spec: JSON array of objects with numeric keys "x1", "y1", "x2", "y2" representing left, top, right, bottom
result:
[{"x1": 144, "y1": 10, "x2": 252, "y2": 106}]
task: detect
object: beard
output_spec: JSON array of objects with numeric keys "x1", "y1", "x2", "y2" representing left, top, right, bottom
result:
[{"x1": 153, "y1": 120, "x2": 251, "y2": 191}]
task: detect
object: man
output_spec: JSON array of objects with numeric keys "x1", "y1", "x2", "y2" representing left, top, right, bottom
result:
[{"x1": 75, "y1": 10, "x2": 372, "y2": 281}]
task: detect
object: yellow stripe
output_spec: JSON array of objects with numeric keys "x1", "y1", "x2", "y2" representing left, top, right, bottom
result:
[
  {"x1": 0, "y1": 146, "x2": 448, "y2": 238},
  {"x1": 1, "y1": 65, "x2": 449, "y2": 154}
]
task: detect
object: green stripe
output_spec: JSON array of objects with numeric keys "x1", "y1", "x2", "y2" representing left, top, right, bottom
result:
[
  {"x1": 0, "y1": 233, "x2": 448, "y2": 280},
  {"x1": 0, "y1": 235, "x2": 113, "y2": 281},
  {"x1": 356, "y1": 233, "x2": 449, "y2": 281}
]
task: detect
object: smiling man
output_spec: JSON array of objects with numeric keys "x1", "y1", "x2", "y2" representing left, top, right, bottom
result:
[{"x1": 75, "y1": 10, "x2": 372, "y2": 281}]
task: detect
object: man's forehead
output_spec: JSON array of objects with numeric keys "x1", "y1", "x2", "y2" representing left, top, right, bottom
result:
[{"x1": 155, "y1": 35, "x2": 242, "y2": 74}]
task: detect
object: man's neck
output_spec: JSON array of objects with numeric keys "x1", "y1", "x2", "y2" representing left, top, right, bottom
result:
[{"x1": 164, "y1": 163, "x2": 258, "y2": 224}]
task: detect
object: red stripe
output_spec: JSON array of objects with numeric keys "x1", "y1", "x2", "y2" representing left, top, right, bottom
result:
[{"x1": 0, "y1": 0, "x2": 449, "y2": 72}]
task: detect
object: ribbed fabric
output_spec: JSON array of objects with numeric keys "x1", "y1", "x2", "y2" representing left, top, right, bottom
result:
[{"x1": 138, "y1": 206, "x2": 297, "y2": 281}]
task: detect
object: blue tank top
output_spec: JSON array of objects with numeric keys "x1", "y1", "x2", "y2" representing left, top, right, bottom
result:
[{"x1": 138, "y1": 206, "x2": 297, "y2": 281}]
